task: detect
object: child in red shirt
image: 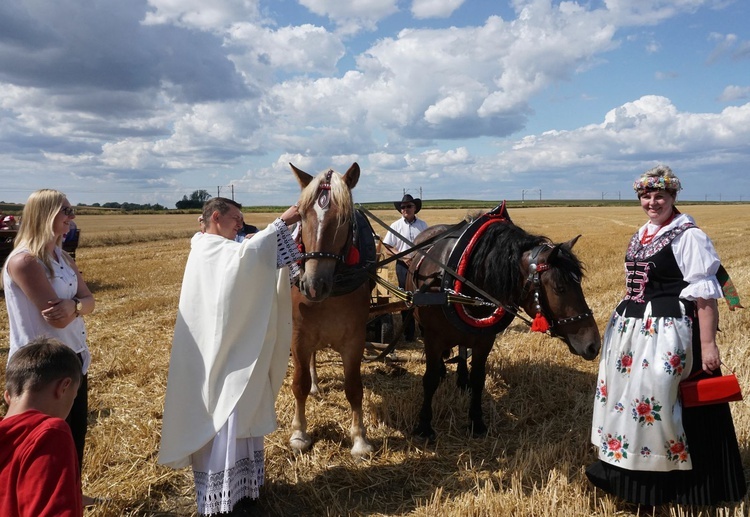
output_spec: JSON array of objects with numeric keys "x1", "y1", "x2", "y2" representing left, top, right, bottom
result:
[{"x1": 0, "y1": 337, "x2": 83, "y2": 517}]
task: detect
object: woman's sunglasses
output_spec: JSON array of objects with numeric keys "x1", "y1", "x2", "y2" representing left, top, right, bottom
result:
[{"x1": 61, "y1": 206, "x2": 76, "y2": 216}]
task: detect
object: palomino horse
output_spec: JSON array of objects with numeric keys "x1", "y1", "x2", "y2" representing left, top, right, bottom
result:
[
  {"x1": 407, "y1": 207, "x2": 601, "y2": 440},
  {"x1": 289, "y1": 162, "x2": 375, "y2": 458}
]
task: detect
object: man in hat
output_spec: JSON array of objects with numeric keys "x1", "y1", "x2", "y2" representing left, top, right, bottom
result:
[{"x1": 382, "y1": 194, "x2": 428, "y2": 341}]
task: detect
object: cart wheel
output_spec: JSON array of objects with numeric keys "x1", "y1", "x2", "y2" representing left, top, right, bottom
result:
[{"x1": 380, "y1": 313, "x2": 395, "y2": 344}]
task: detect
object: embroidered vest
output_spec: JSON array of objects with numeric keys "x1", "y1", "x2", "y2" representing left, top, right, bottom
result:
[{"x1": 616, "y1": 222, "x2": 696, "y2": 319}]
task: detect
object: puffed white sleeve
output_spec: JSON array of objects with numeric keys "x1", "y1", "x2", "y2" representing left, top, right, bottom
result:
[{"x1": 672, "y1": 228, "x2": 723, "y2": 301}]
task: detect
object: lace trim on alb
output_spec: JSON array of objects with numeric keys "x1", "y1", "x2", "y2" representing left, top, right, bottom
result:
[{"x1": 194, "y1": 449, "x2": 264, "y2": 515}]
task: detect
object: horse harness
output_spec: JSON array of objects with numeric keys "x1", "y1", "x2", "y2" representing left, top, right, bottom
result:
[
  {"x1": 523, "y1": 243, "x2": 595, "y2": 337},
  {"x1": 297, "y1": 170, "x2": 351, "y2": 264},
  {"x1": 365, "y1": 202, "x2": 594, "y2": 339},
  {"x1": 296, "y1": 170, "x2": 376, "y2": 296}
]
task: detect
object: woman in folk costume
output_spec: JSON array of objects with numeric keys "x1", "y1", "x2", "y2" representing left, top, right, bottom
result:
[
  {"x1": 159, "y1": 197, "x2": 301, "y2": 516},
  {"x1": 587, "y1": 165, "x2": 745, "y2": 506}
]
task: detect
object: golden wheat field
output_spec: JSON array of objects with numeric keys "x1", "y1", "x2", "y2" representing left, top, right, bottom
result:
[{"x1": 1, "y1": 204, "x2": 750, "y2": 517}]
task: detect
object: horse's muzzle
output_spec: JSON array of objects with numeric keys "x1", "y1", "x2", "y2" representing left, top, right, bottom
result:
[{"x1": 298, "y1": 274, "x2": 333, "y2": 302}]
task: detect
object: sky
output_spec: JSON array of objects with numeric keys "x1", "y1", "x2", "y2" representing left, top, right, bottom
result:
[{"x1": 1, "y1": 0, "x2": 749, "y2": 208}]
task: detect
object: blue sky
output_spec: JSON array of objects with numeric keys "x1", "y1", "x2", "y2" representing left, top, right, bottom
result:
[{"x1": 1, "y1": 0, "x2": 748, "y2": 207}]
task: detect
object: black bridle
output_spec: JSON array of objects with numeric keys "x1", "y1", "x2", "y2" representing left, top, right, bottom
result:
[{"x1": 523, "y1": 244, "x2": 594, "y2": 336}]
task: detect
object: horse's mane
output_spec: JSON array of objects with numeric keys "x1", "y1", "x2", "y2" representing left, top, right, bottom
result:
[
  {"x1": 467, "y1": 221, "x2": 584, "y2": 304},
  {"x1": 297, "y1": 169, "x2": 354, "y2": 226}
]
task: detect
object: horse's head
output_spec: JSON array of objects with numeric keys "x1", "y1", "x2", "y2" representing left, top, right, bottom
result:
[
  {"x1": 291, "y1": 162, "x2": 359, "y2": 301},
  {"x1": 521, "y1": 236, "x2": 601, "y2": 360}
]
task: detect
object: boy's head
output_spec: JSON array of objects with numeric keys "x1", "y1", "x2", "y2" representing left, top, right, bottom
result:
[{"x1": 4, "y1": 337, "x2": 81, "y2": 419}]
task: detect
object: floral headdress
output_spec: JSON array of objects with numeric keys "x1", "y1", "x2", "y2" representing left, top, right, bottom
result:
[{"x1": 633, "y1": 175, "x2": 682, "y2": 196}]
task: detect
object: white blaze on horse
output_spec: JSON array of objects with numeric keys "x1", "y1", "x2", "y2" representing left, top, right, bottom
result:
[{"x1": 289, "y1": 162, "x2": 375, "y2": 458}]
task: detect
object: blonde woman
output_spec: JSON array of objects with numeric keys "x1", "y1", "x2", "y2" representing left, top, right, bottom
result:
[{"x1": 2, "y1": 189, "x2": 95, "y2": 503}]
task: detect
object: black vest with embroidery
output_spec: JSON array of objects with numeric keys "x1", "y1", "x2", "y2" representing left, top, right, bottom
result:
[{"x1": 615, "y1": 222, "x2": 696, "y2": 319}]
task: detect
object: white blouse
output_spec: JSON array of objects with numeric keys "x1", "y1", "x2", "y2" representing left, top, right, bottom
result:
[
  {"x1": 636, "y1": 213, "x2": 723, "y2": 301},
  {"x1": 3, "y1": 248, "x2": 90, "y2": 373}
]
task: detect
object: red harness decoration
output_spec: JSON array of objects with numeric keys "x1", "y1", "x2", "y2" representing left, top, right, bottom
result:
[
  {"x1": 452, "y1": 215, "x2": 507, "y2": 328},
  {"x1": 529, "y1": 262, "x2": 552, "y2": 332}
]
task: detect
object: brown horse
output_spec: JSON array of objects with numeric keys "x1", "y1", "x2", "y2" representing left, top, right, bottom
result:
[
  {"x1": 407, "y1": 208, "x2": 601, "y2": 440},
  {"x1": 288, "y1": 162, "x2": 375, "y2": 458}
]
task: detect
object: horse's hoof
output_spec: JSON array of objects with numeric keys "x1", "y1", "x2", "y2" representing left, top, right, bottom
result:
[
  {"x1": 289, "y1": 433, "x2": 312, "y2": 453},
  {"x1": 469, "y1": 423, "x2": 487, "y2": 438},
  {"x1": 412, "y1": 425, "x2": 437, "y2": 443},
  {"x1": 351, "y1": 439, "x2": 374, "y2": 459}
]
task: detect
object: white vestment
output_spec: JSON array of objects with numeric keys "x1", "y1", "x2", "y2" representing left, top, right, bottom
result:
[{"x1": 159, "y1": 224, "x2": 291, "y2": 469}]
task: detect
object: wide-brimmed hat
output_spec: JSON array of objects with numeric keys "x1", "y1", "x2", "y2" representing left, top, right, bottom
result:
[{"x1": 394, "y1": 194, "x2": 421, "y2": 213}]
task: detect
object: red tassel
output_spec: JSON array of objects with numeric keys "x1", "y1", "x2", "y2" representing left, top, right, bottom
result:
[
  {"x1": 345, "y1": 246, "x2": 360, "y2": 266},
  {"x1": 531, "y1": 312, "x2": 550, "y2": 333}
]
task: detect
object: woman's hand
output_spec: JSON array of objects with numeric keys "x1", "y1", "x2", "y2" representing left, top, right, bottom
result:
[
  {"x1": 696, "y1": 297, "x2": 721, "y2": 373},
  {"x1": 41, "y1": 298, "x2": 76, "y2": 322},
  {"x1": 701, "y1": 341, "x2": 721, "y2": 373}
]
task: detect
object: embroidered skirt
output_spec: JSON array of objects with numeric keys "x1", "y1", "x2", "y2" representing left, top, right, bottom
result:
[{"x1": 191, "y1": 412, "x2": 265, "y2": 516}]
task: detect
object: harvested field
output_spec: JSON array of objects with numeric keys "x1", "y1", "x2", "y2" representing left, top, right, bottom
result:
[{"x1": 1, "y1": 205, "x2": 749, "y2": 516}]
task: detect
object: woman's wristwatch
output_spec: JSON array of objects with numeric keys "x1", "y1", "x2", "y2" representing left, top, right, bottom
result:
[{"x1": 73, "y1": 297, "x2": 82, "y2": 317}]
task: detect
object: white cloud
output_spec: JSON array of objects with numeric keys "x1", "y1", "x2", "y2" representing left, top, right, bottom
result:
[
  {"x1": 0, "y1": 0, "x2": 748, "y2": 205},
  {"x1": 498, "y1": 96, "x2": 750, "y2": 177},
  {"x1": 228, "y1": 23, "x2": 345, "y2": 76},
  {"x1": 298, "y1": 0, "x2": 399, "y2": 34},
  {"x1": 601, "y1": 0, "x2": 708, "y2": 26},
  {"x1": 422, "y1": 147, "x2": 471, "y2": 165},
  {"x1": 368, "y1": 152, "x2": 407, "y2": 169},
  {"x1": 411, "y1": 0, "x2": 466, "y2": 19},
  {"x1": 143, "y1": 0, "x2": 261, "y2": 31},
  {"x1": 719, "y1": 85, "x2": 750, "y2": 102}
]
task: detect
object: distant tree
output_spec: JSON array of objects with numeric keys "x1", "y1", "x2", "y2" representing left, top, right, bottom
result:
[{"x1": 176, "y1": 190, "x2": 211, "y2": 209}]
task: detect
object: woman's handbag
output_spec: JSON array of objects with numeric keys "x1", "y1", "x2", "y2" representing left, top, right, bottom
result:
[{"x1": 680, "y1": 365, "x2": 743, "y2": 407}]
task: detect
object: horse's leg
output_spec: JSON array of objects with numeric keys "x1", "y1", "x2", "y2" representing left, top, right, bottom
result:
[
  {"x1": 340, "y1": 342, "x2": 374, "y2": 458},
  {"x1": 309, "y1": 351, "x2": 320, "y2": 397},
  {"x1": 290, "y1": 339, "x2": 313, "y2": 453},
  {"x1": 467, "y1": 339, "x2": 493, "y2": 437},
  {"x1": 413, "y1": 329, "x2": 444, "y2": 441},
  {"x1": 456, "y1": 346, "x2": 470, "y2": 391}
]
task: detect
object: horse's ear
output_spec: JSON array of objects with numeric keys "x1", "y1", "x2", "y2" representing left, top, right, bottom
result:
[
  {"x1": 290, "y1": 163, "x2": 314, "y2": 189},
  {"x1": 562, "y1": 235, "x2": 581, "y2": 250},
  {"x1": 343, "y1": 162, "x2": 360, "y2": 190}
]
